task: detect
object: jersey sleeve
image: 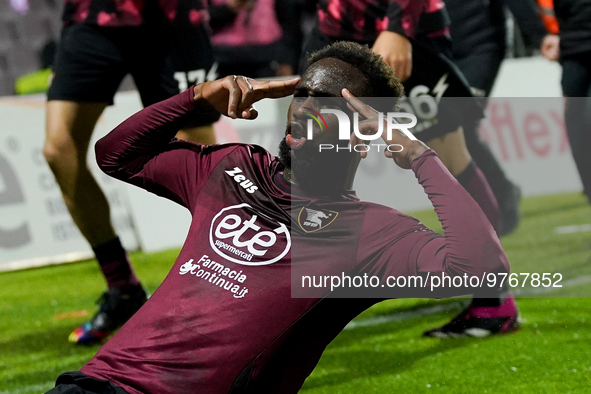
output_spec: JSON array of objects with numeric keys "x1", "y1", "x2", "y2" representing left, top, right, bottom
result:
[
  {"x1": 95, "y1": 87, "x2": 236, "y2": 212},
  {"x1": 356, "y1": 149, "x2": 509, "y2": 296}
]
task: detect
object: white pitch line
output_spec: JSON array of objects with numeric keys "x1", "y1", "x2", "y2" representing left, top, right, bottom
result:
[
  {"x1": 345, "y1": 302, "x2": 464, "y2": 330},
  {"x1": 0, "y1": 381, "x2": 55, "y2": 394},
  {"x1": 554, "y1": 224, "x2": 591, "y2": 234},
  {"x1": 514, "y1": 275, "x2": 591, "y2": 296},
  {"x1": 344, "y1": 275, "x2": 591, "y2": 330}
]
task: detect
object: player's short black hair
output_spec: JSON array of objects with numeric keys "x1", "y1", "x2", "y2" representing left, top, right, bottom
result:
[{"x1": 307, "y1": 41, "x2": 404, "y2": 99}]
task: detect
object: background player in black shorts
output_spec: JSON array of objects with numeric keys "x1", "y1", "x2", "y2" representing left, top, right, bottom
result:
[
  {"x1": 303, "y1": 0, "x2": 520, "y2": 336},
  {"x1": 435, "y1": 0, "x2": 556, "y2": 335},
  {"x1": 44, "y1": 0, "x2": 220, "y2": 344}
]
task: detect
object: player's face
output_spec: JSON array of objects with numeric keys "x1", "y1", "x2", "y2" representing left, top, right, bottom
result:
[
  {"x1": 278, "y1": 58, "x2": 368, "y2": 192},
  {"x1": 286, "y1": 58, "x2": 369, "y2": 150}
]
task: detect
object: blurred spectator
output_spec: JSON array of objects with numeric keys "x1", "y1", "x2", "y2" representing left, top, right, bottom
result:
[
  {"x1": 209, "y1": 0, "x2": 299, "y2": 77},
  {"x1": 542, "y1": 0, "x2": 591, "y2": 204}
]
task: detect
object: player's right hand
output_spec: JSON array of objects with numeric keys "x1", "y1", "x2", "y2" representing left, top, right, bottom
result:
[
  {"x1": 342, "y1": 88, "x2": 428, "y2": 169},
  {"x1": 193, "y1": 75, "x2": 300, "y2": 119},
  {"x1": 372, "y1": 31, "x2": 413, "y2": 82},
  {"x1": 541, "y1": 34, "x2": 560, "y2": 61}
]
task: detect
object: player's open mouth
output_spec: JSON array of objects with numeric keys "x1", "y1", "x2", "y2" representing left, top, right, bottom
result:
[{"x1": 286, "y1": 121, "x2": 307, "y2": 150}]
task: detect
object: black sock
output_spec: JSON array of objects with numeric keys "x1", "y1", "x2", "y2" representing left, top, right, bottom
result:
[{"x1": 93, "y1": 237, "x2": 140, "y2": 291}]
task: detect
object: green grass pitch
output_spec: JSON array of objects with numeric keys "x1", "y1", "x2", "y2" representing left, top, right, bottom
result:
[{"x1": 1, "y1": 192, "x2": 590, "y2": 393}]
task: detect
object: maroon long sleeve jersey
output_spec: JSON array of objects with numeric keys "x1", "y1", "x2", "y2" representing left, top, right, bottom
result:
[{"x1": 84, "y1": 87, "x2": 509, "y2": 394}]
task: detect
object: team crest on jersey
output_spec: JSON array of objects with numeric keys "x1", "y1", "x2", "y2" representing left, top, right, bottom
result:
[{"x1": 297, "y1": 207, "x2": 338, "y2": 233}]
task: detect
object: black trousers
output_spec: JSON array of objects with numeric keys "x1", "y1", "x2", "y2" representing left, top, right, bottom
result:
[
  {"x1": 561, "y1": 51, "x2": 591, "y2": 201},
  {"x1": 454, "y1": 49, "x2": 504, "y2": 98}
]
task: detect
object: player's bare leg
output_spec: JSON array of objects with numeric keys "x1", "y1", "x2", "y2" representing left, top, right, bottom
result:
[
  {"x1": 424, "y1": 127, "x2": 518, "y2": 337},
  {"x1": 45, "y1": 100, "x2": 145, "y2": 344},
  {"x1": 45, "y1": 101, "x2": 116, "y2": 245},
  {"x1": 425, "y1": 127, "x2": 472, "y2": 176}
]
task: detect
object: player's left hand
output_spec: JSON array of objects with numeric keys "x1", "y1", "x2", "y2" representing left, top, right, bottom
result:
[
  {"x1": 342, "y1": 88, "x2": 428, "y2": 169},
  {"x1": 372, "y1": 31, "x2": 413, "y2": 82},
  {"x1": 193, "y1": 75, "x2": 300, "y2": 119}
]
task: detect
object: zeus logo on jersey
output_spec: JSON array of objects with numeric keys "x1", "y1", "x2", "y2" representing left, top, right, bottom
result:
[
  {"x1": 209, "y1": 203, "x2": 291, "y2": 266},
  {"x1": 225, "y1": 167, "x2": 258, "y2": 193}
]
